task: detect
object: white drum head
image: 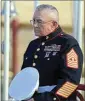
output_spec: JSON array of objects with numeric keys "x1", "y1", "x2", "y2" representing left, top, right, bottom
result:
[{"x1": 9, "y1": 67, "x2": 39, "y2": 100}]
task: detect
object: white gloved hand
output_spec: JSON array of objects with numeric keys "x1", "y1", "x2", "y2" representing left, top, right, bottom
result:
[{"x1": 27, "y1": 98, "x2": 34, "y2": 101}]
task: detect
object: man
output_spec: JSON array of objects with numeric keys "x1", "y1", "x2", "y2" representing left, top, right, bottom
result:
[{"x1": 21, "y1": 4, "x2": 83, "y2": 101}]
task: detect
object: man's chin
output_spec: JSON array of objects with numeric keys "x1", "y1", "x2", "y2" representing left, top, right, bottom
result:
[{"x1": 35, "y1": 33, "x2": 41, "y2": 36}]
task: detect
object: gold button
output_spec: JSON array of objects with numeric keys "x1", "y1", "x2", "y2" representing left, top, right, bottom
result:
[
  {"x1": 42, "y1": 42, "x2": 45, "y2": 46},
  {"x1": 53, "y1": 97, "x2": 56, "y2": 101},
  {"x1": 25, "y1": 57, "x2": 28, "y2": 60},
  {"x1": 37, "y1": 48, "x2": 40, "y2": 51},
  {"x1": 33, "y1": 63, "x2": 36, "y2": 66},
  {"x1": 46, "y1": 36, "x2": 49, "y2": 39},
  {"x1": 34, "y1": 55, "x2": 38, "y2": 59},
  {"x1": 47, "y1": 58, "x2": 50, "y2": 60}
]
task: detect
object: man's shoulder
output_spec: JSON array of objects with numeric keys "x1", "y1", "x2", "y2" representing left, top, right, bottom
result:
[
  {"x1": 61, "y1": 32, "x2": 76, "y2": 40},
  {"x1": 25, "y1": 38, "x2": 40, "y2": 54},
  {"x1": 29, "y1": 37, "x2": 40, "y2": 45},
  {"x1": 61, "y1": 32, "x2": 78, "y2": 44}
]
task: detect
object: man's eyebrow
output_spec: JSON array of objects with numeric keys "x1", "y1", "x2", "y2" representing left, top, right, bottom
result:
[{"x1": 33, "y1": 18, "x2": 43, "y2": 21}]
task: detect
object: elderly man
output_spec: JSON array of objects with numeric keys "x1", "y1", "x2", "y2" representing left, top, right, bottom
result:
[{"x1": 21, "y1": 4, "x2": 83, "y2": 101}]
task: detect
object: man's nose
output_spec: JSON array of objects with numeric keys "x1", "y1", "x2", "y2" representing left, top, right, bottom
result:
[{"x1": 33, "y1": 23, "x2": 38, "y2": 27}]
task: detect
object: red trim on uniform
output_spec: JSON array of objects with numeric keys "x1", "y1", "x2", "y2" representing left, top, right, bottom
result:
[{"x1": 49, "y1": 32, "x2": 63, "y2": 41}]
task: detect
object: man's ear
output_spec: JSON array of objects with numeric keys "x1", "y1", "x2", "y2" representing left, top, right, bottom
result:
[
  {"x1": 52, "y1": 22, "x2": 58, "y2": 28},
  {"x1": 52, "y1": 21, "x2": 57, "y2": 26},
  {"x1": 53, "y1": 21, "x2": 56, "y2": 26}
]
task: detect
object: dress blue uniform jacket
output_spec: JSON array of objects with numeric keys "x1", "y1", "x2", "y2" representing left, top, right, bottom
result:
[{"x1": 21, "y1": 26, "x2": 83, "y2": 101}]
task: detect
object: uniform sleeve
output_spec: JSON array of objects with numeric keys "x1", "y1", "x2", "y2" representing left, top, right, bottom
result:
[
  {"x1": 21, "y1": 41, "x2": 34, "y2": 70},
  {"x1": 51, "y1": 39, "x2": 83, "y2": 100}
]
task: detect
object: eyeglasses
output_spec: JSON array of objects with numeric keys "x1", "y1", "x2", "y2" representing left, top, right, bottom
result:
[{"x1": 30, "y1": 19, "x2": 55, "y2": 25}]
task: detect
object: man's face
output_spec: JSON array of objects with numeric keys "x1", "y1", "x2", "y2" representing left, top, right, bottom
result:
[{"x1": 32, "y1": 10, "x2": 57, "y2": 36}]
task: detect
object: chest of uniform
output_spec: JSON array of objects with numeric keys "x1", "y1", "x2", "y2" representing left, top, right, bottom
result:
[
  {"x1": 24, "y1": 41, "x2": 62, "y2": 68},
  {"x1": 36, "y1": 44, "x2": 61, "y2": 60}
]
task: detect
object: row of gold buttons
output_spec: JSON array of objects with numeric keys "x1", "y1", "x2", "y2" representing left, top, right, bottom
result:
[{"x1": 32, "y1": 42, "x2": 45, "y2": 67}]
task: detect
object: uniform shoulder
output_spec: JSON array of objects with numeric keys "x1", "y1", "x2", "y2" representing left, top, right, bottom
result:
[
  {"x1": 29, "y1": 37, "x2": 40, "y2": 45},
  {"x1": 59, "y1": 32, "x2": 80, "y2": 53},
  {"x1": 24, "y1": 37, "x2": 40, "y2": 55},
  {"x1": 61, "y1": 32, "x2": 78, "y2": 45}
]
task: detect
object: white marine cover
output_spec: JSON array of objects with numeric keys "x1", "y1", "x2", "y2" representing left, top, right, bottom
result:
[{"x1": 9, "y1": 67, "x2": 39, "y2": 100}]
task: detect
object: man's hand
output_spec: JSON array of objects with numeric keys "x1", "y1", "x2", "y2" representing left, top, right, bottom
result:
[
  {"x1": 33, "y1": 92, "x2": 60, "y2": 101},
  {"x1": 27, "y1": 98, "x2": 34, "y2": 101}
]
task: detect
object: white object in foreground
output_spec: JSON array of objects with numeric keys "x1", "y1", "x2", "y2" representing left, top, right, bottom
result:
[{"x1": 9, "y1": 67, "x2": 39, "y2": 100}]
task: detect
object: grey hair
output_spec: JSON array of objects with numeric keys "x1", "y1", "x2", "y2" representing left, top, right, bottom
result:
[{"x1": 36, "y1": 4, "x2": 59, "y2": 23}]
